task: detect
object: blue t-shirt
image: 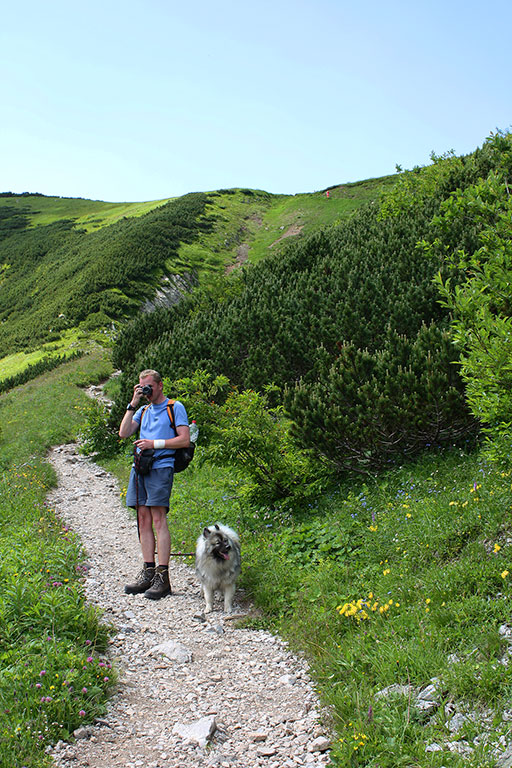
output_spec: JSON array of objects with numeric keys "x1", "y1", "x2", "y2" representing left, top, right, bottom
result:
[{"x1": 133, "y1": 398, "x2": 188, "y2": 469}]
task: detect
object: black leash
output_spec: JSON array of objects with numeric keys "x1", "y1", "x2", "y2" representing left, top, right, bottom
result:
[
  {"x1": 135, "y1": 474, "x2": 141, "y2": 541},
  {"x1": 134, "y1": 457, "x2": 140, "y2": 540}
]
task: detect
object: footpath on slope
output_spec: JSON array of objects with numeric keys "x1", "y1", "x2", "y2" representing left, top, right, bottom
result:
[{"x1": 47, "y1": 444, "x2": 333, "y2": 768}]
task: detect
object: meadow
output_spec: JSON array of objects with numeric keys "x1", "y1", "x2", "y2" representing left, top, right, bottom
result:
[
  {"x1": 247, "y1": 175, "x2": 397, "y2": 262},
  {"x1": 0, "y1": 351, "x2": 114, "y2": 768},
  {"x1": 0, "y1": 193, "x2": 173, "y2": 233}
]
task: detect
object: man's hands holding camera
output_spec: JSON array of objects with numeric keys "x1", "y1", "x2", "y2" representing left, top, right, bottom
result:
[{"x1": 129, "y1": 383, "x2": 153, "y2": 409}]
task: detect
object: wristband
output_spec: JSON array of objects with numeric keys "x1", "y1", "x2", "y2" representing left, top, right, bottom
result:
[{"x1": 154, "y1": 439, "x2": 166, "y2": 449}]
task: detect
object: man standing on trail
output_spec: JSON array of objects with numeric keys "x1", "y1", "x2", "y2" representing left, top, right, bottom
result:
[{"x1": 119, "y1": 369, "x2": 190, "y2": 599}]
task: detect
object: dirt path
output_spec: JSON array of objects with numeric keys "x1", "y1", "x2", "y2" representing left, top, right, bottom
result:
[
  {"x1": 269, "y1": 224, "x2": 303, "y2": 249},
  {"x1": 48, "y1": 444, "x2": 332, "y2": 768}
]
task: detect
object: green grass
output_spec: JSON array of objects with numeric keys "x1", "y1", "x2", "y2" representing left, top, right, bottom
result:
[
  {"x1": 0, "y1": 350, "x2": 115, "y2": 768},
  {"x1": 174, "y1": 178, "x2": 396, "y2": 275},
  {"x1": 0, "y1": 330, "x2": 111, "y2": 382},
  {"x1": 175, "y1": 188, "x2": 275, "y2": 275},
  {"x1": 251, "y1": 447, "x2": 512, "y2": 767},
  {"x1": 248, "y1": 176, "x2": 397, "y2": 262},
  {"x1": 0, "y1": 193, "x2": 173, "y2": 233}
]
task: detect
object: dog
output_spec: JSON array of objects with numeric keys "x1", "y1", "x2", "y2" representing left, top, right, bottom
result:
[{"x1": 195, "y1": 523, "x2": 241, "y2": 614}]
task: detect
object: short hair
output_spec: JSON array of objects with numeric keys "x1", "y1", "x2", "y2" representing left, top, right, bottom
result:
[{"x1": 139, "y1": 369, "x2": 162, "y2": 383}]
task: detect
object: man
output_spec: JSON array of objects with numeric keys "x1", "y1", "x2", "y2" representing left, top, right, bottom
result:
[{"x1": 119, "y1": 369, "x2": 190, "y2": 599}]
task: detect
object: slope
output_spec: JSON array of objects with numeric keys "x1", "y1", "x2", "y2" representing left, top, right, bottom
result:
[
  {"x1": 0, "y1": 192, "x2": 174, "y2": 233},
  {"x1": 0, "y1": 178, "x2": 392, "y2": 383}
]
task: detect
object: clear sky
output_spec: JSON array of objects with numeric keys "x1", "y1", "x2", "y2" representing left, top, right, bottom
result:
[{"x1": 2, "y1": 0, "x2": 510, "y2": 202}]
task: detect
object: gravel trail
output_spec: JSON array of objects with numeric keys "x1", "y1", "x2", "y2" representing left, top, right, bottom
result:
[{"x1": 47, "y1": 444, "x2": 332, "y2": 768}]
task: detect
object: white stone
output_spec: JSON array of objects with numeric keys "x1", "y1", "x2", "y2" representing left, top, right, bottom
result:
[
  {"x1": 172, "y1": 716, "x2": 217, "y2": 747},
  {"x1": 149, "y1": 640, "x2": 193, "y2": 663},
  {"x1": 257, "y1": 746, "x2": 277, "y2": 756},
  {"x1": 417, "y1": 683, "x2": 438, "y2": 702},
  {"x1": 249, "y1": 731, "x2": 268, "y2": 742},
  {"x1": 448, "y1": 712, "x2": 467, "y2": 734},
  {"x1": 375, "y1": 683, "x2": 413, "y2": 699},
  {"x1": 497, "y1": 744, "x2": 512, "y2": 768},
  {"x1": 425, "y1": 742, "x2": 443, "y2": 752},
  {"x1": 279, "y1": 674, "x2": 297, "y2": 686},
  {"x1": 309, "y1": 736, "x2": 330, "y2": 752}
]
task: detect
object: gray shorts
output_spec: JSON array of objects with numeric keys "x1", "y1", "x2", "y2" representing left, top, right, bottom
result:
[{"x1": 126, "y1": 466, "x2": 174, "y2": 510}]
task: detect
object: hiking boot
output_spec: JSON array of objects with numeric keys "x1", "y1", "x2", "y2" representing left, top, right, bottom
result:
[
  {"x1": 124, "y1": 565, "x2": 155, "y2": 595},
  {"x1": 144, "y1": 566, "x2": 171, "y2": 600}
]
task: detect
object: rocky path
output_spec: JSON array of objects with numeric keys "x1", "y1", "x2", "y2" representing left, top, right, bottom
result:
[{"x1": 47, "y1": 444, "x2": 332, "y2": 768}]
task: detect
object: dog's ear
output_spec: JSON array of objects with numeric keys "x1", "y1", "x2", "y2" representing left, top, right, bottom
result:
[{"x1": 203, "y1": 527, "x2": 210, "y2": 538}]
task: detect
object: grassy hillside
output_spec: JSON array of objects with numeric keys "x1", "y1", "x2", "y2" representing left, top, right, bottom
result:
[
  {"x1": 113, "y1": 149, "x2": 488, "y2": 476},
  {"x1": 0, "y1": 192, "x2": 174, "y2": 233},
  {"x1": 177, "y1": 176, "x2": 396, "y2": 269},
  {"x1": 0, "y1": 178, "x2": 392, "y2": 385},
  {"x1": 248, "y1": 175, "x2": 397, "y2": 262}
]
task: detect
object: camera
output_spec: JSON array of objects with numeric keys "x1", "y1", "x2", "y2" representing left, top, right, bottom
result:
[{"x1": 141, "y1": 384, "x2": 153, "y2": 396}]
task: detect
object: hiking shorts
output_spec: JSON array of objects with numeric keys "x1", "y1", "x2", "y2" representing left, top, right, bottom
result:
[{"x1": 126, "y1": 466, "x2": 174, "y2": 510}]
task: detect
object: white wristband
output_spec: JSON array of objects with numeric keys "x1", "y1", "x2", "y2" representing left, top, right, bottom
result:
[{"x1": 154, "y1": 439, "x2": 165, "y2": 449}]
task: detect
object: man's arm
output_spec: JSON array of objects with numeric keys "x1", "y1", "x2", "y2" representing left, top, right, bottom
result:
[{"x1": 119, "y1": 410, "x2": 140, "y2": 439}]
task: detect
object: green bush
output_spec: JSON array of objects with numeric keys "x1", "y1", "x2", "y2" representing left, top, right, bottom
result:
[
  {"x1": 162, "y1": 368, "x2": 231, "y2": 446},
  {"x1": 77, "y1": 399, "x2": 121, "y2": 458},
  {"x1": 206, "y1": 386, "x2": 328, "y2": 505},
  {"x1": 160, "y1": 370, "x2": 329, "y2": 506},
  {"x1": 431, "y1": 131, "x2": 512, "y2": 464},
  {"x1": 286, "y1": 323, "x2": 476, "y2": 472}
]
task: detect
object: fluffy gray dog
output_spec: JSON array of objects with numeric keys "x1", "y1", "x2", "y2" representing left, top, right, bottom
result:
[{"x1": 195, "y1": 523, "x2": 241, "y2": 613}]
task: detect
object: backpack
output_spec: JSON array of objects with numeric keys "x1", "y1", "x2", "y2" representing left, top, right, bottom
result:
[{"x1": 139, "y1": 399, "x2": 195, "y2": 473}]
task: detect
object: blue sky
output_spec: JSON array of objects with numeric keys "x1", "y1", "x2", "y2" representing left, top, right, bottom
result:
[{"x1": 2, "y1": 0, "x2": 510, "y2": 202}]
